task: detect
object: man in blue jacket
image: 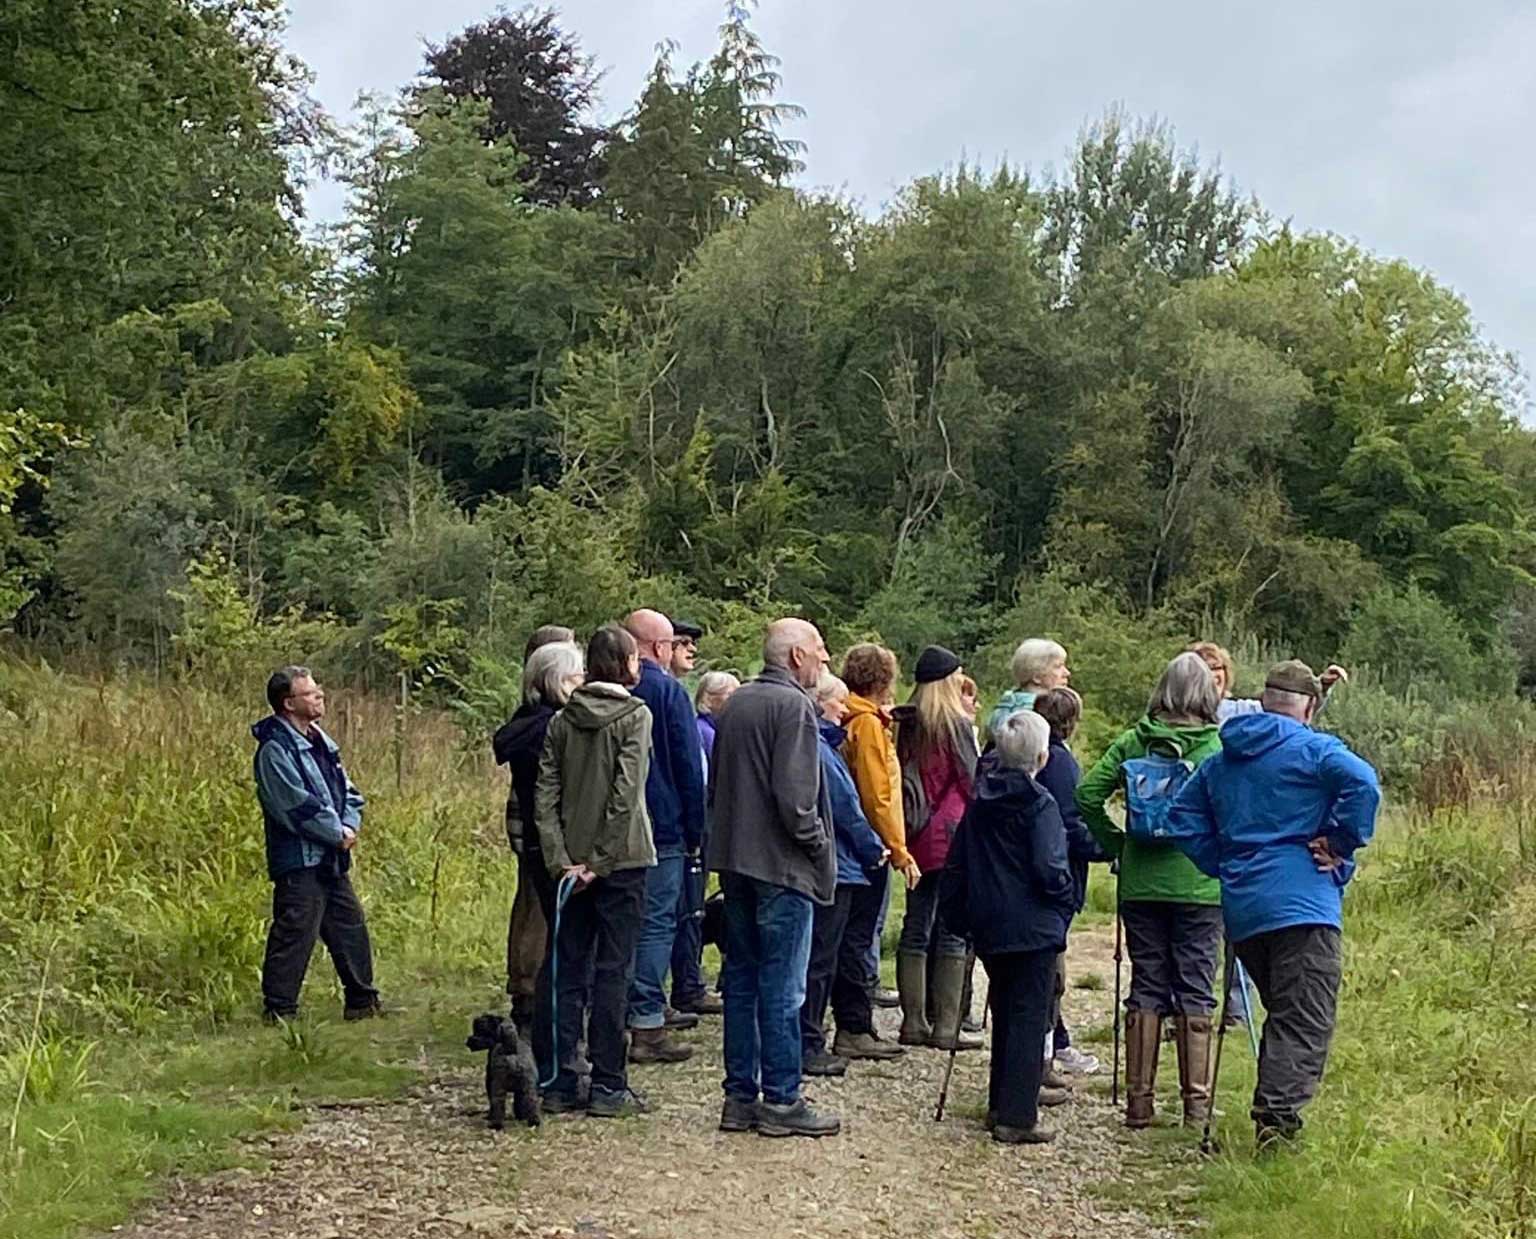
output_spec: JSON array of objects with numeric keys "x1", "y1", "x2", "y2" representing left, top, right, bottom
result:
[
  {"x1": 623, "y1": 609, "x2": 708, "y2": 1062},
  {"x1": 1167, "y1": 660, "x2": 1380, "y2": 1148},
  {"x1": 252, "y1": 666, "x2": 380, "y2": 1022}
]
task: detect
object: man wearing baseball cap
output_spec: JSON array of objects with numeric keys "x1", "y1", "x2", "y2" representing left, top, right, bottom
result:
[{"x1": 1165, "y1": 659, "x2": 1381, "y2": 1149}]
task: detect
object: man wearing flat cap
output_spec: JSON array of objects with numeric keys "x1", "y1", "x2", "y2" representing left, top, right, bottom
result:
[{"x1": 1165, "y1": 659, "x2": 1381, "y2": 1150}]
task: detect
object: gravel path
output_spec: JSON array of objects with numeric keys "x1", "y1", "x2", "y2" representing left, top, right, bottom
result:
[{"x1": 108, "y1": 926, "x2": 1192, "y2": 1239}]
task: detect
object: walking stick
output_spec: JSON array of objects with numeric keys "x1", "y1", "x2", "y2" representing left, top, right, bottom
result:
[
  {"x1": 1200, "y1": 939, "x2": 1238, "y2": 1156},
  {"x1": 1235, "y1": 959, "x2": 1260, "y2": 1059},
  {"x1": 936, "y1": 964, "x2": 986, "y2": 1122},
  {"x1": 1111, "y1": 880, "x2": 1124, "y2": 1107}
]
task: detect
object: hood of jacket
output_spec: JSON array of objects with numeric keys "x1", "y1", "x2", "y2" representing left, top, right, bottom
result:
[
  {"x1": 1217, "y1": 710, "x2": 1305, "y2": 760},
  {"x1": 561, "y1": 683, "x2": 646, "y2": 731},
  {"x1": 251, "y1": 715, "x2": 333, "y2": 753},
  {"x1": 818, "y1": 718, "x2": 848, "y2": 750},
  {"x1": 1131, "y1": 713, "x2": 1221, "y2": 757},
  {"x1": 985, "y1": 688, "x2": 1038, "y2": 735},
  {"x1": 974, "y1": 760, "x2": 1049, "y2": 810},
  {"x1": 843, "y1": 692, "x2": 892, "y2": 727},
  {"x1": 492, "y1": 702, "x2": 556, "y2": 766}
]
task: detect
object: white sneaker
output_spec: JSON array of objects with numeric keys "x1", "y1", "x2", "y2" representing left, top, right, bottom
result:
[{"x1": 1056, "y1": 1046, "x2": 1101, "y2": 1075}]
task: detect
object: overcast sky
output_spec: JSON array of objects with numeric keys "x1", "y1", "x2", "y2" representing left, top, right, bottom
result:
[{"x1": 287, "y1": 0, "x2": 1535, "y2": 383}]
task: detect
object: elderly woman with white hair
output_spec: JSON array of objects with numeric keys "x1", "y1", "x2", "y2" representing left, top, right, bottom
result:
[
  {"x1": 1076, "y1": 652, "x2": 1224, "y2": 1131},
  {"x1": 986, "y1": 637, "x2": 1071, "y2": 737},
  {"x1": 940, "y1": 710, "x2": 1076, "y2": 1145},
  {"x1": 492, "y1": 638, "x2": 586, "y2": 1074}
]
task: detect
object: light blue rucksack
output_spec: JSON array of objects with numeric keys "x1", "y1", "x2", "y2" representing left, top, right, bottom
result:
[{"x1": 1122, "y1": 741, "x2": 1195, "y2": 844}]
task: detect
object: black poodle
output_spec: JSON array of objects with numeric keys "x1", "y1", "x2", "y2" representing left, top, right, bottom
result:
[{"x1": 466, "y1": 1013, "x2": 540, "y2": 1129}]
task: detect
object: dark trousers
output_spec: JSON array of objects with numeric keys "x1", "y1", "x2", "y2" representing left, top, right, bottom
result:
[
  {"x1": 834, "y1": 870, "x2": 887, "y2": 1035},
  {"x1": 982, "y1": 949, "x2": 1056, "y2": 1130},
  {"x1": 507, "y1": 849, "x2": 550, "y2": 1005},
  {"x1": 522, "y1": 846, "x2": 567, "y2": 1081},
  {"x1": 551, "y1": 867, "x2": 647, "y2": 1098},
  {"x1": 670, "y1": 848, "x2": 708, "y2": 1006},
  {"x1": 1236, "y1": 924, "x2": 1343, "y2": 1134},
  {"x1": 261, "y1": 867, "x2": 377, "y2": 1017},
  {"x1": 802, "y1": 884, "x2": 855, "y2": 1055},
  {"x1": 1122, "y1": 900, "x2": 1223, "y2": 1015},
  {"x1": 898, "y1": 871, "x2": 968, "y2": 958}
]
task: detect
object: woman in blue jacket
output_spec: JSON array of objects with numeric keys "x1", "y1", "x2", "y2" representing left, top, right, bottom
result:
[
  {"x1": 801, "y1": 673, "x2": 896, "y2": 1077},
  {"x1": 941, "y1": 710, "x2": 1076, "y2": 1145}
]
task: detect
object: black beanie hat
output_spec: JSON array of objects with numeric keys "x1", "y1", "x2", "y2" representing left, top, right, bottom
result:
[{"x1": 914, "y1": 645, "x2": 961, "y2": 684}]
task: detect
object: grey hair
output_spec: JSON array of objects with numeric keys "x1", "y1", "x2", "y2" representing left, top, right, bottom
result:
[
  {"x1": 266, "y1": 665, "x2": 311, "y2": 713},
  {"x1": 814, "y1": 673, "x2": 849, "y2": 705},
  {"x1": 1148, "y1": 652, "x2": 1220, "y2": 724},
  {"x1": 1011, "y1": 638, "x2": 1067, "y2": 689},
  {"x1": 1261, "y1": 687, "x2": 1313, "y2": 719},
  {"x1": 523, "y1": 641, "x2": 584, "y2": 708},
  {"x1": 995, "y1": 709, "x2": 1050, "y2": 773},
  {"x1": 695, "y1": 670, "x2": 741, "y2": 714},
  {"x1": 763, "y1": 618, "x2": 817, "y2": 669}
]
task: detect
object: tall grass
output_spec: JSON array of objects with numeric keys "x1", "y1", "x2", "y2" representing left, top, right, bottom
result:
[{"x1": 1190, "y1": 797, "x2": 1536, "y2": 1238}]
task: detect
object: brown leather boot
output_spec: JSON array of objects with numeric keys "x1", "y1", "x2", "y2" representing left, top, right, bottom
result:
[
  {"x1": 1124, "y1": 1009, "x2": 1161, "y2": 1129},
  {"x1": 1175, "y1": 1013, "x2": 1213, "y2": 1124},
  {"x1": 628, "y1": 1027, "x2": 693, "y2": 1064},
  {"x1": 897, "y1": 953, "x2": 932, "y2": 1046}
]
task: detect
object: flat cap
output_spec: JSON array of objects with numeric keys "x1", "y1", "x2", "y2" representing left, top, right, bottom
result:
[{"x1": 1265, "y1": 659, "x2": 1322, "y2": 699}]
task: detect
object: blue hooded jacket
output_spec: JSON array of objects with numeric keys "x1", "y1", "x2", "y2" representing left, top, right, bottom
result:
[
  {"x1": 632, "y1": 659, "x2": 706, "y2": 852},
  {"x1": 1166, "y1": 712, "x2": 1381, "y2": 944},
  {"x1": 818, "y1": 720, "x2": 886, "y2": 885},
  {"x1": 251, "y1": 716, "x2": 365, "y2": 880}
]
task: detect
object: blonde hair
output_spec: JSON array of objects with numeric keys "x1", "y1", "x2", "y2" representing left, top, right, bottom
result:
[{"x1": 905, "y1": 670, "x2": 970, "y2": 760}]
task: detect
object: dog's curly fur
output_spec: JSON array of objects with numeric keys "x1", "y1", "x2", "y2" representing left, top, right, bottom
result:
[{"x1": 466, "y1": 1013, "x2": 540, "y2": 1129}]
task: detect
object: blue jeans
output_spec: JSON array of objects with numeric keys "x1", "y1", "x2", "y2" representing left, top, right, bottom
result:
[
  {"x1": 627, "y1": 847, "x2": 686, "y2": 1030},
  {"x1": 720, "y1": 872, "x2": 814, "y2": 1106},
  {"x1": 865, "y1": 869, "x2": 891, "y2": 982}
]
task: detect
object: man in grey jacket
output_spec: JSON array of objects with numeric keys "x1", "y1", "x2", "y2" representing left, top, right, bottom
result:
[{"x1": 708, "y1": 618, "x2": 839, "y2": 1138}]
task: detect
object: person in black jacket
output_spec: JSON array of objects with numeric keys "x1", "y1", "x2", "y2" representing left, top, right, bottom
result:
[
  {"x1": 1033, "y1": 687, "x2": 1108, "y2": 1077},
  {"x1": 941, "y1": 710, "x2": 1075, "y2": 1145},
  {"x1": 492, "y1": 637, "x2": 584, "y2": 1076}
]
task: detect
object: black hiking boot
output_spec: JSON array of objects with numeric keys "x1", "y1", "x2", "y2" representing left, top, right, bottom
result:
[
  {"x1": 588, "y1": 1086, "x2": 651, "y2": 1118},
  {"x1": 757, "y1": 1098, "x2": 841, "y2": 1138},
  {"x1": 994, "y1": 1123, "x2": 1055, "y2": 1145},
  {"x1": 720, "y1": 1096, "x2": 759, "y2": 1132},
  {"x1": 802, "y1": 1051, "x2": 849, "y2": 1077}
]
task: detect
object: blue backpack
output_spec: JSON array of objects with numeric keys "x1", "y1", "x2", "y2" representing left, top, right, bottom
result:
[{"x1": 1122, "y1": 742, "x2": 1195, "y2": 844}]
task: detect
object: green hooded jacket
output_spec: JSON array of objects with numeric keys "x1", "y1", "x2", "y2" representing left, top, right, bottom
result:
[
  {"x1": 535, "y1": 683, "x2": 656, "y2": 878},
  {"x1": 1076, "y1": 715, "x2": 1222, "y2": 906}
]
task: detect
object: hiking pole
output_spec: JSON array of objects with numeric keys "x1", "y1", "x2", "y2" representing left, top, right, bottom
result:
[
  {"x1": 936, "y1": 953, "x2": 980, "y2": 1122},
  {"x1": 1235, "y1": 959, "x2": 1260, "y2": 1059},
  {"x1": 1111, "y1": 877, "x2": 1124, "y2": 1107},
  {"x1": 1200, "y1": 940, "x2": 1237, "y2": 1156}
]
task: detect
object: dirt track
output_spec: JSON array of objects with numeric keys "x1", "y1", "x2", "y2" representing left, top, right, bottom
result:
[{"x1": 109, "y1": 925, "x2": 1191, "y2": 1239}]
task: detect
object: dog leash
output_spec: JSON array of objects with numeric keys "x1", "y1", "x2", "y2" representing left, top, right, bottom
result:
[{"x1": 537, "y1": 871, "x2": 580, "y2": 1091}]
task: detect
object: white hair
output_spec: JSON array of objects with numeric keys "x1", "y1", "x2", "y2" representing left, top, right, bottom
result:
[
  {"x1": 523, "y1": 641, "x2": 584, "y2": 707},
  {"x1": 1011, "y1": 638, "x2": 1067, "y2": 689},
  {"x1": 995, "y1": 709, "x2": 1050, "y2": 773},
  {"x1": 695, "y1": 670, "x2": 741, "y2": 714},
  {"x1": 814, "y1": 673, "x2": 849, "y2": 705}
]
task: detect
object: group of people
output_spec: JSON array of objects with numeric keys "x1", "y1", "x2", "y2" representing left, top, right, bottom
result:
[{"x1": 248, "y1": 612, "x2": 1381, "y2": 1151}]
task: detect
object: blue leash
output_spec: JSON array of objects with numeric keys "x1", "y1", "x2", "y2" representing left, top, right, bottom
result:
[{"x1": 537, "y1": 871, "x2": 580, "y2": 1090}]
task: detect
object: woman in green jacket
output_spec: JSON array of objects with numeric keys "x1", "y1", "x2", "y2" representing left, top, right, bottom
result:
[{"x1": 1077, "y1": 652, "x2": 1222, "y2": 1130}]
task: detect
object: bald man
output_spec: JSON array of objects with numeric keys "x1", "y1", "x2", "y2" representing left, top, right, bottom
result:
[
  {"x1": 622, "y1": 609, "x2": 708, "y2": 1063},
  {"x1": 708, "y1": 618, "x2": 840, "y2": 1138}
]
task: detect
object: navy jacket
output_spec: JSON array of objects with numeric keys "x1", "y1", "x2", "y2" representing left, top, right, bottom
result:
[
  {"x1": 1167, "y1": 712, "x2": 1380, "y2": 943},
  {"x1": 1035, "y1": 738, "x2": 1109, "y2": 913},
  {"x1": 939, "y1": 763, "x2": 1075, "y2": 956},
  {"x1": 492, "y1": 702, "x2": 556, "y2": 855},
  {"x1": 817, "y1": 720, "x2": 887, "y2": 886},
  {"x1": 632, "y1": 659, "x2": 706, "y2": 852},
  {"x1": 251, "y1": 716, "x2": 364, "y2": 880}
]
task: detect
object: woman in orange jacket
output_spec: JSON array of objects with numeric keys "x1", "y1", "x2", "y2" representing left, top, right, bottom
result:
[{"x1": 832, "y1": 643, "x2": 920, "y2": 1061}]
